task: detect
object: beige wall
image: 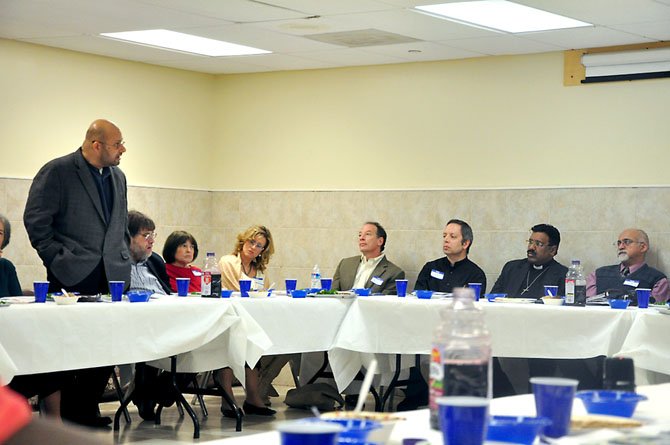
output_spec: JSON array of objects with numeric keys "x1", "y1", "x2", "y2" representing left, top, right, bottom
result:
[
  {"x1": 2, "y1": 39, "x2": 669, "y2": 294},
  {"x1": 214, "y1": 52, "x2": 670, "y2": 190},
  {"x1": 4, "y1": 179, "x2": 670, "y2": 294},
  {"x1": 0, "y1": 39, "x2": 216, "y2": 190}
]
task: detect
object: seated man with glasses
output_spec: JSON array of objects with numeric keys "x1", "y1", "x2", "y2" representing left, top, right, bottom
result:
[
  {"x1": 490, "y1": 223, "x2": 568, "y2": 298},
  {"x1": 586, "y1": 228, "x2": 669, "y2": 304},
  {"x1": 127, "y1": 210, "x2": 173, "y2": 421}
]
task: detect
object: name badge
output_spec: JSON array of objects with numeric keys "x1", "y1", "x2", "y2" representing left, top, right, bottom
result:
[
  {"x1": 623, "y1": 279, "x2": 640, "y2": 287},
  {"x1": 371, "y1": 276, "x2": 383, "y2": 286},
  {"x1": 252, "y1": 277, "x2": 264, "y2": 290},
  {"x1": 431, "y1": 269, "x2": 445, "y2": 280}
]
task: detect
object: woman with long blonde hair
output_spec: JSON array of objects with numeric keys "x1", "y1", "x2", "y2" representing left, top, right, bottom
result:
[{"x1": 217, "y1": 225, "x2": 276, "y2": 417}]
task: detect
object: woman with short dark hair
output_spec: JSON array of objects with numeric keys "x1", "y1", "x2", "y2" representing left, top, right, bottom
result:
[{"x1": 162, "y1": 231, "x2": 202, "y2": 293}]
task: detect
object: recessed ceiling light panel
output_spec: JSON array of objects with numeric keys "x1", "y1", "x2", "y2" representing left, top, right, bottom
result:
[
  {"x1": 415, "y1": 1, "x2": 592, "y2": 33},
  {"x1": 100, "y1": 29, "x2": 271, "y2": 57}
]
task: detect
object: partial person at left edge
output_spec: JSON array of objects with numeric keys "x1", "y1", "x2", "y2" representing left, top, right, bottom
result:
[
  {"x1": 23, "y1": 118, "x2": 131, "y2": 428},
  {"x1": 2, "y1": 213, "x2": 66, "y2": 420},
  {"x1": 0, "y1": 214, "x2": 21, "y2": 297}
]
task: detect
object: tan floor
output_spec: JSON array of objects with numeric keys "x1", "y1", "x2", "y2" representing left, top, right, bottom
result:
[
  {"x1": 74, "y1": 385, "x2": 313, "y2": 444},
  {"x1": 68, "y1": 384, "x2": 381, "y2": 444}
]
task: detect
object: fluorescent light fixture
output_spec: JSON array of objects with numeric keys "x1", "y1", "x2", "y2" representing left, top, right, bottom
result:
[
  {"x1": 415, "y1": 1, "x2": 591, "y2": 33},
  {"x1": 100, "y1": 29, "x2": 271, "y2": 57}
]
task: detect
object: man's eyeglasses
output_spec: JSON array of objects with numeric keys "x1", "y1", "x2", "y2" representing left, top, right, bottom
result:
[
  {"x1": 247, "y1": 239, "x2": 265, "y2": 250},
  {"x1": 614, "y1": 239, "x2": 643, "y2": 247},
  {"x1": 142, "y1": 232, "x2": 157, "y2": 241},
  {"x1": 527, "y1": 239, "x2": 550, "y2": 248},
  {"x1": 96, "y1": 140, "x2": 125, "y2": 149}
]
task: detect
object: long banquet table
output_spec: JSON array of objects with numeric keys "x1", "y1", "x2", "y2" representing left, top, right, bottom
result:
[
  {"x1": 0, "y1": 296, "x2": 271, "y2": 385},
  {"x1": 1, "y1": 293, "x2": 667, "y2": 397},
  {"x1": 326, "y1": 296, "x2": 644, "y2": 391}
]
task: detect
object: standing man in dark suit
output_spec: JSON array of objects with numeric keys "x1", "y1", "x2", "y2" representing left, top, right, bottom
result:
[
  {"x1": 332, "y1": 221, "x2": 405, "y2": 295},
  {"x1": 23, "y1": 118, "x2": 131, "y2": 427}
]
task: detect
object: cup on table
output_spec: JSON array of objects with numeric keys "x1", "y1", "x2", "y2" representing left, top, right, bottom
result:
[
  {"x1": 437, "y1": 396, "x2": 489, "y2": 445},
  {"x1": 176, "y1": 278, "x2": 190, "y2": 297},
  {"x1": 276, "y1": 420, "x2": 343, "y2": 445},
  {"x1": 109, "y1": 280, "x2": 125, "y2": 302},
  {"x1": 468, "y1": 283, "x2": 482, "y2": 301},
  {"x1": 396, "y1": 279, "x2": 408, "y2": 297},
  {"x1": 320, "y1": 278, "x2": 333, "y2": 291},
  {"x1": 33, "y1": 281, "x2": 50, "y2": 303},
  {"x1": 636, "y1": 288, "x2": 651, "y2": 309},
  {"x1": 530, "y1": 377, "x2": 579, "y2": 440},
  {"x1": 239, "y1": 279, "x2": 252, "y2": 297},
  {"x1": 544, "y1": 285, "x2": 559, "y2": 297},
  {"x1": 285, "y1": 278, "x2": 297, "y2": 295}
]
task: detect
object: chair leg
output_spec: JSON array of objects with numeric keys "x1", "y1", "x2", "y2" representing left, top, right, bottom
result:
[
  {"x1": 190, "y1": 374, "x2": 208, "y2": 417},
  {"x1": 169, "y1": 357, "x2": 200, "y2": 439},
  {"x1": 111, "y1": 367, "x2": 132, "y2": 423}
]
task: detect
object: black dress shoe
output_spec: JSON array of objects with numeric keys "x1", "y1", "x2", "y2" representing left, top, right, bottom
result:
[
  {"x1": 70, "y1": 416, "x2": 113, "y2": 428},
  {"x1": 243, "y1": 402, "x2": 276, "y2": 416},
  {"x1": 135, "y1": 400, "x2": 157, "y2": 421}
]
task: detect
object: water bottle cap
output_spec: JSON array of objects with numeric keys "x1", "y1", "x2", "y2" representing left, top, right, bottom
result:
[{"x1": 207, "y1": 252, "x2": 215, "y2": 256}]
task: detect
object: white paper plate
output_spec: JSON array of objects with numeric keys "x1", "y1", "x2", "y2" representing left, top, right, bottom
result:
[{"x1": 494, "y1": 297, "x2": 537, "y2": 304}]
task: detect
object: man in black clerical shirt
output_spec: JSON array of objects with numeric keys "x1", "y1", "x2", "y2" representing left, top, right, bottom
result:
[
  {"x1": 415, "y1": 219, "x2": 486, "y2": 293},
  {"x1": 491, "y1": 223, "x2": 568, "y2": 298},
  {"x1": 400, "y1": 219, "x2": 485, "y2": 411}
]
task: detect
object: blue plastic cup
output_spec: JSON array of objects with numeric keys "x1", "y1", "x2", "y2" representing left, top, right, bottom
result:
[
  {"x1": 320, "y1": 278, "x2": 333, "y2": 291},
  {"x1": 636, "y1": 288, "x2": 651, "y2": 308},
  {"x1": 437, "y1": 396, "x2": 489, "y2": 445},
  {"x1": 33, "y1": 281, "x2": 50, "y2": 303},
  {"x1": 285, "y1": 278, "x2": 297, "y2": 295},
  {"x1": 396, "y1": 279, "x2": 408, "y2": 297},
  {"x1": 176, "y1": 278, "x2": 190, "y2": 296},
  {"x1": 239, "y1": 279, "x2": 252, "y2": 297},
  {"x1": 530, "y1": 377, "x2": 578, "y2": 439},
  {"x1": 221, "y1": 289, "x2": 233, "y2": 298},
  {"x1": 468, "y1": 283, "x2": 482, "y2": 301},
  {"x1": 277, "y1": 420, "x2": 343, "y2": 445},
  {"x1": 108, "y1": 280, "x2": 124, "y2": 302},
  {"x1": 544, "y1": 285, "x2": 559, "y2": 297}
]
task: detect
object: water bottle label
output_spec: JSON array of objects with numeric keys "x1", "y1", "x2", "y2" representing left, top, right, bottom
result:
[
  {"x1": 565, "y1": 278, "x2": 575, "y2": 303},
  {"x1": 202, "y1": 271, "x2": 212, "y2": 296}
]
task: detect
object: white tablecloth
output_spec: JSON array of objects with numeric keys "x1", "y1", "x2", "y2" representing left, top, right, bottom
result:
[
  {"x1": 203, "y1": 383, "x2": 670, "y2": 445},
  {"x1": 328, "y1": 296, "x2": 639, "y2": 391},
  {"x1": 616, "y1": 309, "x2": 670, "y2": 376},
  {"x1": 233, "y1": 295, "x2": 354, "y2": 355},
  {"x1": 0, "y1": 296, "x2": 271, "y2": 385}
]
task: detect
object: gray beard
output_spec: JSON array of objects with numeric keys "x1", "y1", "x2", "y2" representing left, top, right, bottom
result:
[{"x1": 618, "y1": 252, "x2": 629, "y2": 263}]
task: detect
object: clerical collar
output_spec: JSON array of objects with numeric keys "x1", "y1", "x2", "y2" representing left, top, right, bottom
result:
[{"x1": 532, "y1": 264, "x2": 544, "y2": 270}]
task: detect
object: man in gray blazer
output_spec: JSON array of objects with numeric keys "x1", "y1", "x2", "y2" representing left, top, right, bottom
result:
[
  {"x1": 332, "y1": 221, "x2": 404, "y2": 295},
  {"x1": 23, "y1": 118, "x2": 131, "y2": 427}
]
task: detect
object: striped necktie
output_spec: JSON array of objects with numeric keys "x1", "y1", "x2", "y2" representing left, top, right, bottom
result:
[{"x1": 622, "y1": 266, "x2": 630, "y2": 277}]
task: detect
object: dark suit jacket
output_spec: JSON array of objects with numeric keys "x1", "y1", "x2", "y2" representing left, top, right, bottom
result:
[
  {"x1": 145, "y1": 252, "x2": 173, "y2": 294},
  {"x1": 23, "y1": 148, "x2": 131, "y2": 287},
  {"x1": 332, "y1": 255, "x2": 405, "y2": 295}
]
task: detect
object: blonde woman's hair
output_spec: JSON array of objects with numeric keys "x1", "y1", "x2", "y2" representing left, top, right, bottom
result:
[{"x1": 233, "y1": 225, "x2": 275, "y2": 272}]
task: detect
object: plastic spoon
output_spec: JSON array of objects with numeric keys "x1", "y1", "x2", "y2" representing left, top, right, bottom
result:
[{"x1": 354, "y1": 358, "x2": 377, "y2": 413}]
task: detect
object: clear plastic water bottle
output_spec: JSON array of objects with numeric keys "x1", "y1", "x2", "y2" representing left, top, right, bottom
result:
[
  {"x1": 429, "y1": 287, "x2": 492, "y2": 429},
  {"x1": 201, "y1": 252, "x2": 222, "y2": 298},
  {"x1": 565, "y1": 259, "x2": 586, "y2": 306},
  {"x1": 310, "y1": 264, "x2": 321, "y2": 289}
]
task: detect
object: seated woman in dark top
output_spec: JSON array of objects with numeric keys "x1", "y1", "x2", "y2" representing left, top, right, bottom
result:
[
  {"x1": 1, "y1": 214, "x2": 64, "y2": 419},
  {"x1": 0, "y1": 214, "x2": 21, "y2": 298}
]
